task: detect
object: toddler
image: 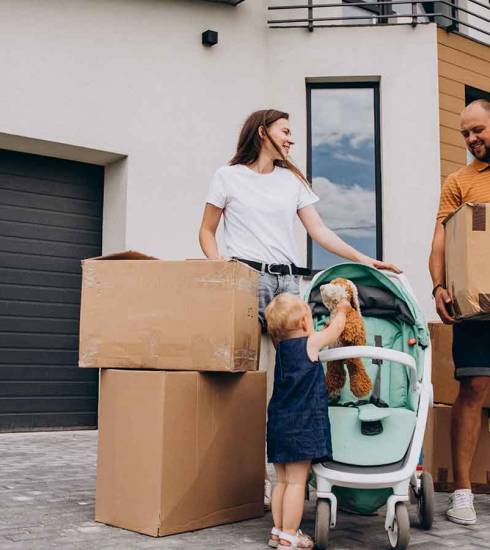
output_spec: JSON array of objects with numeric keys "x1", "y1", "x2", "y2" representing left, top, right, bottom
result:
[{"x1": 265, "y1": 293, "x2": 351, "y2": 549}]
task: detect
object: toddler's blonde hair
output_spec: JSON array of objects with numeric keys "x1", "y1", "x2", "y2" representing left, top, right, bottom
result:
[{"x1": 265, "y1": 293, "x2": 311, "y2": 340}]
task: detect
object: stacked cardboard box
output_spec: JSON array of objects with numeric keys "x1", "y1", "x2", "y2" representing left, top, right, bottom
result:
[
  {"x1": 423, "y1": 403, "x2": 490, "y2": 494},
  {"x1": 424, "y1": 322, "x2": 490, "y2": 492},
  {"x1": 79, "y1": 251, "x2": 266, "y2": 536},
  {"x1": 428, "y1": 323, "x2": 490, "y2": 408}
]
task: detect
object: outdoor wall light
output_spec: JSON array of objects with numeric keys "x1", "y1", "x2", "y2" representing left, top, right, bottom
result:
[{"x1": 202, "y1": 30, "x2": 218, "y2": 46}]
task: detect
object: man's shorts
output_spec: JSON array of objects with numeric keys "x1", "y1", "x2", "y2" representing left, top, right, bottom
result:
[
  {"x1": 257, "y1": 272, "x2": 301, "y2": 332},
  {"x1": 453, "y1": 320, "x2": 490, "y2": 379}
]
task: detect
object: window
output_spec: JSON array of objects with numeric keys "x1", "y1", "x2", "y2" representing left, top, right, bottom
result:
[
  {"x1": 307, "y1": 82, "x2": 382, "y2": 270},
  {"x1": 465, "y1": 85, "x2": 490, "y2": 105}
]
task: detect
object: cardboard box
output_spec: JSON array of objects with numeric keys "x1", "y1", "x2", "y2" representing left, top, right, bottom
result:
[
  {"x1": 444, "y1": 203, "x2": 490, "y2": 320},
  {"x1": 96, "y1": 369, "x2": 266, "y2": 537},
  {"x1": 429, "y1": 322, "x2": 490, "y2": 408},
  {"x1": 423, "y1": 404, "x2": 490, "y2": 493},
  {"x1": 79, "y1": 251, "x2": 259, "y2": 372}
]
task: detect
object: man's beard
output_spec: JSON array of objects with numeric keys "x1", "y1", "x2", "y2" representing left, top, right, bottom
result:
[{"x1": 471, "y1": 143, "x2": 490, "y2": 163}]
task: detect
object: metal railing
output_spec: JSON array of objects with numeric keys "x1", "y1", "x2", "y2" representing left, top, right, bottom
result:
[{"x1": 267, "y1": 0, "x2": 489, "y2": 40}]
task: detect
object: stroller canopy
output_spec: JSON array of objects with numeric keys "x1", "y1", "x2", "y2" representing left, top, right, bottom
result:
[{"x1": 307, "y1": 263, "x2": 429, "y2": 349}]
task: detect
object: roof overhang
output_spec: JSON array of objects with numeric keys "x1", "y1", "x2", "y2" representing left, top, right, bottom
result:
[{"x1": 202, "y1": 0, "x2": 244, "y2": 5}]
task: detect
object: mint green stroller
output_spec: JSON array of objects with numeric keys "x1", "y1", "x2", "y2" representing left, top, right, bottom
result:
[{"x1": 306, "y1": 263, "x2": 434, "y2": 550}]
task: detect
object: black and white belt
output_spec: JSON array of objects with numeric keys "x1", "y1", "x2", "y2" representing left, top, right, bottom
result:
[{"x1": 233, "y1": 258, "x2": 312, "y2": 277}]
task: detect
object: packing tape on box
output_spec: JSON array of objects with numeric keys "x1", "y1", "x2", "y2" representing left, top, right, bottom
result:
[
  {"x1": 479, "y1": 294, "x2": 490, "y2": 313},
  {"x1": 194, "y1": 276, "x2": 257, "y2": 294},
  {"x1": 79, "y1": 340, "x2": 101, "y2": 366},
  {"x1": 83, "y1": 263, "x2": 113, "y2": 294},
  {"x1": 472, "y1": 204, "x2": 487, "y2": 232},
  {"x1": 190, "y1": 336, "x2": 256, "y2": 371}
]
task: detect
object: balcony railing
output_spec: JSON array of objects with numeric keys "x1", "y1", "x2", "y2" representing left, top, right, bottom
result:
[{"x1": 267, "y1": 0, "x2": 489, "y2": 43}]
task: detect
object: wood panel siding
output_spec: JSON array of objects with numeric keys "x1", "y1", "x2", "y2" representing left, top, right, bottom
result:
[
  {"x1": 439, "y1": 93, "x2": 466, "y2": 114},
  {"x1": 437, "y1": 28, "x2": 490, "y2": 184},
  {"x1": 438, "y1": 76, "x2": 465, "y2": 98}
]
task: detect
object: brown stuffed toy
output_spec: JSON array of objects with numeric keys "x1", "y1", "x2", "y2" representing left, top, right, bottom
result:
[{"x1": 319, "y1": 277, "x2": 372, "y2": 399}]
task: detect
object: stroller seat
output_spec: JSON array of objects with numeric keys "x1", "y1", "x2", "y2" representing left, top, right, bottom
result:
[
  {"x1": 330, "y1": 406, "x2": 416, "y2": 466},
  {"x1": 325, "y1": 315, "x2": 419, "y2": 467}
]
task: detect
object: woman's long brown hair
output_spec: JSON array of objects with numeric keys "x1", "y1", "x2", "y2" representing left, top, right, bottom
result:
[{"x1": 229, "y1": 109, "x2": 311, "y2": 188}]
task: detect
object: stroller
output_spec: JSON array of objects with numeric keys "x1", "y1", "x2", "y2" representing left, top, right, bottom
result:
[{"x1": 305, "y1": 263, "x2": 434, "y2": 550}]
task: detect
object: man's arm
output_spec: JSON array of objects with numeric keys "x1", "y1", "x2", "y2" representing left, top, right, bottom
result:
[{"x1": 429, "y1": 221, "x2": 456, "y2": 324}]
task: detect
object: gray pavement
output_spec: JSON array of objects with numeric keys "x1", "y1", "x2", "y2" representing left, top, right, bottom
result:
[{"x1": 0, "y1": 431, "x2": 489, "y2": 550}]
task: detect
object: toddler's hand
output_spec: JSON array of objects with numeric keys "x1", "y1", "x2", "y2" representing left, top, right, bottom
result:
[{"x1": 337, "y1": 300, "x2": 352, "y2": 315}]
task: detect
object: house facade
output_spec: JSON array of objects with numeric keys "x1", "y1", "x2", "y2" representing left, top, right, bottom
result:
[{"x1": 0, "y1": 0, "x2": 488, "y2": 430}]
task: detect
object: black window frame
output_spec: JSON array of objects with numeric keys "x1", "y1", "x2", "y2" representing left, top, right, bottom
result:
[
  {"x1": 465, "y1": 85, "x2": 490, "y2": 105},
  {"x1": 306, "y1": 81, "x2": 383, "y2": 269}
]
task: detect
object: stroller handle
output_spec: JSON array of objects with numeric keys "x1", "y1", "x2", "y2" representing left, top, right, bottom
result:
[{"x1": 319, "y1": 346, "x2": 419, "y2": 391}]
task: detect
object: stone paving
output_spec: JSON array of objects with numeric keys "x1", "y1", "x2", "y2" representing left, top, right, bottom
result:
[{"x1": 1, "y1": 431, "x2": 490, "y2": 550}]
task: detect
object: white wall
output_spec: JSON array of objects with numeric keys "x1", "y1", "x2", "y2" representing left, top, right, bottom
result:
[
  {"x1": 0, "y1": 0, "x2": 268, "y2": 256},
  {"x1": 0, "y1": 0, "x2": 440, "y2": 320},
  {"x1": 266, "y1": 24, "x2": 441, "y2": 321},
  {"x1": 460, "y1": 0, "x2": 490, "y2": 46}
]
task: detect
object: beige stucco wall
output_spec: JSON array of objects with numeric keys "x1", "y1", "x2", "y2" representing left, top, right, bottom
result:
[
  {"x1": 0, "y1": 0, "x2": 440, "y2": 319},
  {"x1": 0, "y1": 0, "x2": 268, "y2": 255}
]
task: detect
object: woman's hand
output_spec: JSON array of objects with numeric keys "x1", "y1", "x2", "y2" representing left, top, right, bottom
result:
[{"x1": 358, "y1": 255, "x2": 402, "y2": 274}]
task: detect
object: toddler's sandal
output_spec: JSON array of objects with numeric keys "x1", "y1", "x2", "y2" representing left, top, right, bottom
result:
[
  {"x1": 278, "y1": 529, "x2": 314, "y2": 549},
  {"x1": 268, "y1": 526, "x2": 281, "y2": 548}
]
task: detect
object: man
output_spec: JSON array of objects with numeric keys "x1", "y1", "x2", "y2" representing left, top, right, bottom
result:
[{"x1": 429, "y1": 99, "x2": 490, "y2": 525}]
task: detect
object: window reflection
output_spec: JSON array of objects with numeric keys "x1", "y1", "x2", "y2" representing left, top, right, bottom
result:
[{"x1": 308, "y1": 85, "x2": 381, "y2": 270}]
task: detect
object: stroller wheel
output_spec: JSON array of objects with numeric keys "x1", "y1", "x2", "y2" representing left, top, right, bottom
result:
[
  {"x1": 387, "y1": 503, "x2": 410, "y2": 550},
  {"x1": 417, "y1": 472, "x2": 434, "y2": 530},
  {"x1": 315, "y1": 498, "x2": 331, "y2": 550}
]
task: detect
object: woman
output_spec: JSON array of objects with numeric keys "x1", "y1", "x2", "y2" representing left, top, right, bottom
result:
[
  {"x1": 199, "y1": 108, "x2": 401, "y2": 522},
  {"x1": 199, "y1": 108, "x2": 400, "y2": 330}
]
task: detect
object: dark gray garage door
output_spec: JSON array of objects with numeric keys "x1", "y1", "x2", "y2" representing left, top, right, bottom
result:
[{"x1": 0, "y1": 149, "x2": 103, "y2": 431}]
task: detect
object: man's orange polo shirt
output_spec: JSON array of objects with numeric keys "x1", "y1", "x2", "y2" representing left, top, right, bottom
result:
[{"x1": 437, "y1": 158, "x2": 490, "y2": 221}]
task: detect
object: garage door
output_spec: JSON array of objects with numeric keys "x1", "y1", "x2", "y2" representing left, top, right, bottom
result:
[{"x1": 0, "y1": 149, "x2": 103, "y2": 431}]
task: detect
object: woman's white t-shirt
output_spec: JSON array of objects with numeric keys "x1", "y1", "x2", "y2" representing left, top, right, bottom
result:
[{"x1": 206, "y1": 164, "x2": 319, "y2": 265}]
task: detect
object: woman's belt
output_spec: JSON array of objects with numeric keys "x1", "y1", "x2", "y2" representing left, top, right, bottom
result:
[{"x1": 233, "y1": 258, "x2": 312, "y2": 276}]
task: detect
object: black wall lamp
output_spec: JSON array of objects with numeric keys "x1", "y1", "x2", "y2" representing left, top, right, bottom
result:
[{"x1": 202, "y1": 29, "x2": 218, "y2": 46}]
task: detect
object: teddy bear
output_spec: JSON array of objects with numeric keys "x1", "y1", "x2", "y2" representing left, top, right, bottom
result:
[{"x1": 319, "y1": 277, "x2": 372, "y2": 399}]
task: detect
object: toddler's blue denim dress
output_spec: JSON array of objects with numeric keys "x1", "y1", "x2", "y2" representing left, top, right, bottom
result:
[{"x1": 267, "y1": 336, "x2": 332, "y2": 464}]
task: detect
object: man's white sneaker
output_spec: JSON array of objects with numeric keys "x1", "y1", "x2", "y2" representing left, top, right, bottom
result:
[{"x1": 446, "y1": 489, "x2": 477, "y2": 525}]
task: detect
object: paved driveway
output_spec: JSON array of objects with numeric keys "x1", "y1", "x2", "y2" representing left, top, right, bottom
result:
[{"x1": 0, "y1": 431, "x2": 489, "y2": 550}]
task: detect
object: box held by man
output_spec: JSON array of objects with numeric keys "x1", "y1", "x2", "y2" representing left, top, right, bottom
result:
[{"x1": 444, "y1": 203, "x2": 490, "y2": 320}]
